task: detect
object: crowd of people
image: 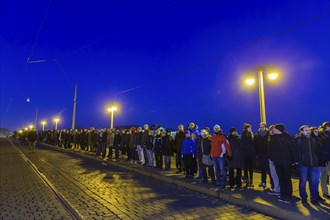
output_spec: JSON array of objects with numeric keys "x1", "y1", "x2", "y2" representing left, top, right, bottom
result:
[{"x1": 16, "y1": 121, "x2": 330, "y2": 205}]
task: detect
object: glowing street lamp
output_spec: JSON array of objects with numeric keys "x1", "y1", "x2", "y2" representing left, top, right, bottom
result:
[
  {"x1": 41, "y1": 121, "x2": 46, "y2": 131},
  {"x1": 244, "y1": 64, "x2": 280, "y2": 124},
  {"x1": 29, "y1": 125, "x2": 34, "y2": 130},
  {"x1": 107, "y1": 104, "x2": 118, "y2": 129},
  {"x1": 54, "y1": 118, "x2": 60, "y2": 130}
]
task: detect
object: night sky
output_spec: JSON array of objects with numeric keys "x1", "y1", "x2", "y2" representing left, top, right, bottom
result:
[{"x1": 1, "y1": 0, "x2": 329, "y2": 134}]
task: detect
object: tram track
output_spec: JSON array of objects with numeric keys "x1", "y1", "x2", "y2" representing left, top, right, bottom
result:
[{"x1": 7, "y1": 139, "x2": 84, "y2": 220}]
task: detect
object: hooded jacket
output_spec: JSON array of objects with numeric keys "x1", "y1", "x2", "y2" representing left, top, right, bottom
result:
[{"x1": 210, "y1": 132, "x2": 232, "y2": 158}]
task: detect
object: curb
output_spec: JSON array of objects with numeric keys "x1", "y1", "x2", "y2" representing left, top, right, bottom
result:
[{"x1": 38, "y1": 143, "x2": 328, "y2": 220}]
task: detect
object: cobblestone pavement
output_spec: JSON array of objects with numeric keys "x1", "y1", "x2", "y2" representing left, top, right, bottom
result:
[
  {"x1": 11, "y1": 140, "x2": 277, "y2": 220},
  {"x1": 0, "y1": 139, "x2": 73, "y2": 220}
]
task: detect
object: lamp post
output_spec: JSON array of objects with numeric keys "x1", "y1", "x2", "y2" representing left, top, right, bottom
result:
[
  {"x1": 107, "y1": 105, "x2": 118, "y2": 129},
  {"x1": 41, "y1": 121, "x2": 46, "y2": 131},
  {"x1": 244, "y1": 64, "x2": 279, "y2": 124},
  {"x1": 54, "y1": 118, "x2": 60, "y2": 130}
]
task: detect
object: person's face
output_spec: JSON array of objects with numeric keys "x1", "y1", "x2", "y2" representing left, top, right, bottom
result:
[
  {"x1": 214, "y1": 127, "x2": 220, "y2": 133},
  {"x1": 247, "y1": 127, "x2": 252, "y2": 132},
  {"x1": 259, "y1": 124, "x2": 266, "y2": 131},
  {"x1": 144, "y1": 124, "x2": 149, "y2": 130},
  {"x1": 301, "y1": 127, "x2": 310, "y2": 137},
  {"x1": 232, "y1": 131, "x2": 238, "y2": 136},
  {"x1": 312, "y1": 129, "x2": 319, "y2": 136},
  {"x1": 148, "y1": 130, "x2": 153, "y2": 135},
  {"x1": 189, "y1": 123, "x2": 195, "y2": 129},
  {"x1": 156, "y1": 130, "x2": 161, "y2": 135},
  {"x1": 269, "y1": 128, "x2": 274, "y2": 135},
  {"x1": 178, "y1": 125, "x2": 184, "y2": 131},
  {"x1": 137, "y1": 127, "x2": 142, "y2": 132}
]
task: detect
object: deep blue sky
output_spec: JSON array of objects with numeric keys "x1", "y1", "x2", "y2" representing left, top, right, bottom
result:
[{"x1": 1, "y1": 0, "x2": 329, "y2": 134}]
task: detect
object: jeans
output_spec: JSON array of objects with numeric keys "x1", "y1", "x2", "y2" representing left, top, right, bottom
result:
[
  {"x1": 213, "y1": 157, "x2": 226, "y2": 187},
  {"x1": 299, "y1": 165, "x2": 321, "y2": 200},
  {"x1": 320, "y1": 162, "x2": 330, "y2": 196},
  {"x1": 269, "y1": 160, "x2": 280, "y2": 192},
  {"x1": 164, "y1": 155, "x2": 171, "y2": 170},
  {"x1": 146, "y1": 149, "x2": 154, "y2": 166},
  {"x1": 137, "y1": 145, "x2": 145, "y2": 164}
]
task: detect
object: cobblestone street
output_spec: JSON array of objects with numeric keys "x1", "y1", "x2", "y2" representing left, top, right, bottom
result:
[{"x1": 1, "y1": 138, "x2": 275, "y2": 219}]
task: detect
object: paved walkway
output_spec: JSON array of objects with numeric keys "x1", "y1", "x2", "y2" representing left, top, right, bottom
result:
[
  {"x1": 39, "y1": 143, "x2": 330, "y2": 220},
  {"x1": 0, "y1": 138, "x2": 73, "y2": 220}
]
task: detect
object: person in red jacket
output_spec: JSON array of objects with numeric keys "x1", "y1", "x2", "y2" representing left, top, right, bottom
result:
[{"x1": 211, "y1": 124, "x2": 232, "y2": 188}]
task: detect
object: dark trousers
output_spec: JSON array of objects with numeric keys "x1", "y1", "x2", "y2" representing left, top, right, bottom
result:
[
  {"x1": 275, "y1": 163, "x2": 293, "y2": 199},
  {"x1": 143, "y1": 147, "x2": 148, "y2": 165},
  {"x1": 176, "y1": 151, "x2": 183, "y2": 172},
  {"x1": 229, "y1": 168, "x2": 242, "y2": 187},
  {"x1": 244, "y1": 158, "x2": 254, "y2": 184},
  {"x1": 201, "y1": 163, "x2": 215, "y2": 181},
  {"x1": 259, "y1": 154, "x2": 270, "y2": 184},
  {"x1": 155, "y1": 150, "x2": 163, "y2": 168},
  {"x1": 129, "y1": 148, "x2": 136, "y2": 161},
  {"x1": 183, "y1": 154, "x2": 194, "y2": 176}
]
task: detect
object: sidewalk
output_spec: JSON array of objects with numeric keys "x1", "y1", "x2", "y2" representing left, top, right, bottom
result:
[{"x1": 40, "y1": 143, "x2": 330, "y2": 220}]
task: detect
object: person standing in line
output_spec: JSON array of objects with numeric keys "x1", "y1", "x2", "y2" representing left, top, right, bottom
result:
[
  {"x1": 142, "y1": 124, "x2": 150, "y2": 166},
  {"x1": 266, "y1": 125, "x2": 280, "y2": 196},
  {"x1": 145, "y1": 130, "x2": 154, "y2": 167},
  {"x1": 255, "y1": 122, "x2": 271, "y2": 189},
  {"x1": 135, "y1": 127, "x2": 144, "y2": 165},
  {"x1": 182, "y1": 131, "x2": 196, "y2": 178},
  {"x1": 163, "y1": 129, "x2": 173, "y2": 170},
  {"x1": 269, "y1": 124, "x2": 300, "y2": 204},
  {"x1": 197, "y1": 129, "x2": 215, "y2": 184},
  {"x1": 319, "y1": 122, "x2": 330, "y2": 200},
  {"x1": 227, "y1": 127, "x2": 244, "y2": 190},
  {"x1": 174, "y1": 124, "x2": 185, "y2": 173},
  {"x1": 211, "y1": 124, "x2": 232, "y2": 189},
  {"x1": 242, "y1": 123, "x2": 255, "y2": 188},
  {"x1": 153, "y1": 129, "x2": 163, "y2": 169},
  {"x1": 28, "y1": 127, "x2": 38, "y2": 153}
]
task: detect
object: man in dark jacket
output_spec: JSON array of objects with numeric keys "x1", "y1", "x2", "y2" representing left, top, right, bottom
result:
[
  {"x1": 319, "y1": 122, "x2": 330, "y2": 200},
  {"x1": 296, "y1": 125, "x2": 323, "y2": 204},
  {"x1": 174, "y1": 124, "x2": 185, "y2": 173},
  {"x1": 268, "y1": 124, "x2": 299, "y2": 204},
  {"x1": 197, "y1": 129, "x2": 215, "y2": 183},
  {"x1": 255, "y1": 122, "x2": 271, "y2": 189},
  {"x1": 28, "y1": 128, "x2": 38, "y2": 153}
]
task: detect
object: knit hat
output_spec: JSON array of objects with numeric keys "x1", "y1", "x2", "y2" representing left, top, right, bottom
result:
[
  {"x1": 275, "y1": 123, "x2": 285, "y2": 132},
  {"x1": 230, "y1": 127, "x2": 237, "y2": 133},
  {"x1": 214, "y1": 124, "x2": 221, "y2": 131},
  {"x1": 243, "y1": 123, "x2": 251, "y2": 130}
]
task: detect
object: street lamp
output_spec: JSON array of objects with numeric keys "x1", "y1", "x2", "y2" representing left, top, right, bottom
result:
[
  {"x1": 41, "y1": 121, "x2": 46, "y2": 131},
  {"x1": 29, "y1": 125, "x2": 34, "y2": 130},
  {"x1": 54, "y1": 118, "x2": 60, "y2": 130},
  {"x1": 244, "y1": 64, "x2": 279, "y2": 124},
  {"x1": 107, "y1": 104, "x2": 118, "y2": 129}
]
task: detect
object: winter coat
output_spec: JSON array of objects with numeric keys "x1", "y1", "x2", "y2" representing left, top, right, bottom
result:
[
  {"x1": 227, "y1": 134, "x2": 244, "y2": 168},
  {"x1": 142, "y1": 130, "x2": 150, "y2": 147},
  {"x1": 27, "y1": 130, "x2": 37, "y2": 142},
  {"x1": 135, "y1": 132, "x2": 143, "y2": 145},
  {"x1": 174, "y1": 131, "x2": 185, "y2": 153},
  {"x1": 320, "y1": 130, "x2": 330, "y2": 161},
  {"x1": 268, "y1": 132, "x2": 299, "y2": 166},
  {"x1": 241, "y1": 130, "x2": 255, "y2": 160},
  {"x1": 145, "y1": 135, "x2": 153, "y2": 150},
  {"x1": 153, "y1": 135, "x2": 162, "y2": 153},
  {"x1": 210, "y1": 132, "x2": 232, "y2": 158},
  {"x1": 254, "y1": 129, "x2": 269, "y2": 156},
  {"x1": 197, "y1": 137, "x2": 212, "y2": 161},
  {"x1": 162, "y1": 135, "x2": 172, "y2": 156},
  {"x1": 182, "y1": 137, "x2": 196, "y2": 155},
  {"x1": 114, "y1": 133, "x2": 121, "y2": 147},
  {"x1": 129, "y1": 132, "x2": 137, "y2": 149},
  {"x1": 295, "y1": 134, "x2": 322, "y2": 167}
]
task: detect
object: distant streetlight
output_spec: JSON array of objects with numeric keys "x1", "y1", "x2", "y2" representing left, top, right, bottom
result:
[
  {"x1": 107, "y1": 104, "x2": 118, "y2": 129},
  {"x1": 41, "y1": 121, "x2": 46, "y2": 131},
  {"x1": 244, "y1": 64, "x2": 280, "y2": 124},
  {"x1": 29, "y1": 125, "x2": 34, "y2": 130},
  {"x1": 54, "y1": 118, "x2": 60, "y2": 130}
]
